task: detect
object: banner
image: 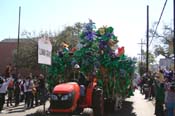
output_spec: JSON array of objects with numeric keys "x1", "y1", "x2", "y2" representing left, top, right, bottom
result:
[{"x1": 38, "y1": 37, "x2": 52, "y2": 65}]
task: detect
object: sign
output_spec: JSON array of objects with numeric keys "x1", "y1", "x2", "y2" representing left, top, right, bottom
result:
[
  {"x1": 159, "y1": 58, "x2": 173, "y2": 69},
  {"x1": 38, "y1": 37, "x2": 52, "y2": 65}
]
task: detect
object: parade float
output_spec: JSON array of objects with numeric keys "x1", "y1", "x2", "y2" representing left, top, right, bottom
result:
[{"x1": 45, "y1": 20, "x2": 136, "y2": 115}]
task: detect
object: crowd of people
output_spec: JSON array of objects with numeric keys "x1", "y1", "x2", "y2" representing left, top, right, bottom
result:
[
  {"x1": 0, "y1": 64, "x2": 47, "y2": 113},
  {"x1": 138, "y1": 68, "x2": 175, "y2": 116}
]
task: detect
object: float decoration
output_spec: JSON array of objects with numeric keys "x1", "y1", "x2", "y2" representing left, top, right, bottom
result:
[{"x1": 45, "y1": 20, "x2": 136, "y2": 98}]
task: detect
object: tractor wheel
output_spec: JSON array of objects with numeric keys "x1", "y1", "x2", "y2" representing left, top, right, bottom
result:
[{"x1": 92, "y1": 87, "x2": 104, "y2": 116}]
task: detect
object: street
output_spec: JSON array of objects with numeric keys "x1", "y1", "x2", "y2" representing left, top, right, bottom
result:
[
  {"x1": 0, "y1": 90, "x2": 156, "y2": 116},
  {"x1": 105, "y1": 90, "x2": 156, "y2": 116}
]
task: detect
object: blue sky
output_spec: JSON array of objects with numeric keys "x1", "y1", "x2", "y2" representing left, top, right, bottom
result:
[{"x1": 0, "y1": 0, "x2": 173, "y2": 57}]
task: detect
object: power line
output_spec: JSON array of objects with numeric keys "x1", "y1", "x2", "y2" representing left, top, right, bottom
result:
[{"x1": 149, "y1": 0, "x2": 168, "y2": 46}]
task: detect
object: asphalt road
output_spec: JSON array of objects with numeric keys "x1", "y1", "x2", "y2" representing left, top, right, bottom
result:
[
  {"x1": 107, "y1": 90, "x2": 156, "y2": 116},
  {"x1": 0, "y1": 90, "x2": 157, "y2": 116}
]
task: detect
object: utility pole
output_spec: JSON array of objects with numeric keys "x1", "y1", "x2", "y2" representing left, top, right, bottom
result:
[
  {"x1": 146, "y1": 5, "x2": 149, "y2": 76},
  {"x1": 173, "y1": 0, "x2": 175, "y2": 73},
  {"x1": 138, "y1": 39, "x2": 146, "y2": 76},
  {"x1": 16, "y1": 6, "x2": 21, "y2": 74},
  {"x1": 138, "y1": 39, "x2": 146, "y2": 64}
]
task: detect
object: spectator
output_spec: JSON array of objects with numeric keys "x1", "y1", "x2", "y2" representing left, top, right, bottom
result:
[
  {"x1": 0, "y1": 76, "x2": 13, "y2": 112},
  {"x1": 33, "y1": 80, "x2": 38, "y2": 106},
  {"x1": 154, "y1": 72, "x2": 165, "y2": 116},
  {"x1": 164, "y1": 79, "x2": 175, "y2": 116},
  {"x1": 143, "y1": 76, "x2": 150, "y2": 99},
  {"x1": 22, "y1": 79, "x2": 27, "y2": 106},
  {"x1": 19, "y1": 79, "x2": 25, "y2": 102},
  {"x1": 38, "y1": 74, "x2": 45, "y2": 105},
  {"x1": 14, "y1": 81, "x2": 20, "y2": 107},
  {"x1": 148, "y1": 73, "x2": 155, "y2": 100},
  {"x1": 25, "y1": 75, "x2": 34, "y2": 108},
  {"x1": 139, "y1": 74, "x2": 145, "y2": 94},
  {"x1": 7, "y1": 78, "x2": 14, "y2": 107}
]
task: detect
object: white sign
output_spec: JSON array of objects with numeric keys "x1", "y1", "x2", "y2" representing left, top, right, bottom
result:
[
  {"x1": 159, "y1": 58, "x2": 173, "y2": 69},
  {"x1": 38, "y1": 37, "x2": 52, "y2": 65}
]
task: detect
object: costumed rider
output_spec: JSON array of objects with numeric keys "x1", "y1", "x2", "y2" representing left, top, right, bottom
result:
[
  {"x1": 0, "y1": 75, "x2": 13, "y2": 112},
  {"x1": 73, "y1": 64, "x2": 88, "y2": 97}
]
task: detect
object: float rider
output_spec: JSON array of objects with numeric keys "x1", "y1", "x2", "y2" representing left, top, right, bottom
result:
[{"x1": 73, "y1": 64, "x2": 87, "y2": 97}]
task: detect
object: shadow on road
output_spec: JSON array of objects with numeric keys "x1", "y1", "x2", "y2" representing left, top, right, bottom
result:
[
  {"x1": 106, "y1": 101, "x2": 136, "y2": 116},
  {"x1": 5, "y1": 106, "x2": 25, "y2": 114},
  {"x1": 7, "y1": 109, "x2": 25, "y2": 114},
  {"x1": 26, "y1": 110, "x2": 48, "y2": 116},
  {"x1": 25, "y1": 101, "x2": 136, "y2": 116}
]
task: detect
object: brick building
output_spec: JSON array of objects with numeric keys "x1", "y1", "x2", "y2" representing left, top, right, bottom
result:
[
  {"x1": 0, "y1": 39, "x2": 17, "y2": 74},
  {"x1": 0, "y1": 39, "x2": 42, "y2": 76}
]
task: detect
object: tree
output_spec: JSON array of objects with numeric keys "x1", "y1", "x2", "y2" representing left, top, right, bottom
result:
[
  {"x1": 141, "y1": 49, "x2": 156, "y2": 64},
  {"x1": 13, "y1": 22, "x2": 83, "y2": 73},
  {"x1": 138, "y1": 61, "x2": 146, "y2": 76},
  {"x1": 150, "y1": 22, "x2": 173, "y2": 58},
  {"x1": 138, "y1": 49, "x2": 156, "y2": 76},
  {"x1": 13, "y1": 33, "x2": 40, "y2": 73},
  {"x1": 52, "y1": 22, "x2": 83, "y2": 52}
]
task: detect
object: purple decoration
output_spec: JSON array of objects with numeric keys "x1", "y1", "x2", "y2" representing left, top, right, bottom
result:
[
  {"x1": 99, "y1": 40, "x2": 107, "y2": 49},
  {"x1": 83, "y1": 20, "x2": 95, "y2": 32},
  {"x1": 71, "y1": 60, "x2": 77, "y2": 66},
  {"x1": 58, "y1": 51, "x2": 63, "y2": 57},
  {"x1": 106, "y1": 32, "x2": 113, "y2": 38},
  {"x1": 85, "y1": 31, "x2": 96, "y2": 41},
  {"x1": 82, "y1": 20, "x2": 96, "y2": 41},
  {"x1": 108, "y1": 49, "x2": 116, "y2": 58}
]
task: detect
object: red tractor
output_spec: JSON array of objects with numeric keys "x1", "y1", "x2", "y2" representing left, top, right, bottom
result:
[{"x1": 49, "y1": 80, "x2": 104, "y2": 116}]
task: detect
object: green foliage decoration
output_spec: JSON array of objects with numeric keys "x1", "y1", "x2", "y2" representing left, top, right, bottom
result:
[{"x1": 44, "y1": 20, "x2": 136, "y2": 98}]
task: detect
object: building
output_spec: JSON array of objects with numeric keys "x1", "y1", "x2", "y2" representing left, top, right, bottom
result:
[
  {"x1": 159, "y1": 58, "x2": 174, "y2": 70},
  {"x1": 0, "y1": 39, "x2": 17, "y2": 74},
  {"x1": 0, "y1": 38, "x2": 41, "y2": 75}
]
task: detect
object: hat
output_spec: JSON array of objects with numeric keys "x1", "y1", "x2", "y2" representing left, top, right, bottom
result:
[
  {"x1": 39, "y1": 74, "x2": 44, "y2": 79},
  {"x1": 81, "y1": 108, "x2": 93, "y2": 116},
  {"x1": 39, "y1": 74, "x2": 44, "y2": 77},
  {"x1": 74, "y1": 64, "x2": 80, "y2": 69}
]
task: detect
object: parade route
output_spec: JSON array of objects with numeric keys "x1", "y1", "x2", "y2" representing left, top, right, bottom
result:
[
  {"x1": 106, "y1": 90, "x2": 156, "y2": 116},
  {"x1": 0, "y1": 90, "x2": 158, "y2": 116}
]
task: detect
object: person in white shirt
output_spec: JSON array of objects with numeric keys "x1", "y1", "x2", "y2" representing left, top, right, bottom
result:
[
  {"x1": 0, "y1": 76, "x2": 13, "y2": 112},
  {"x1": 25, "y1": 76, "x2": 34, "y2": 108}
]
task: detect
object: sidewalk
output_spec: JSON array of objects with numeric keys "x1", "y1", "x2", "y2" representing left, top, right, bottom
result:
[
  {"x1": 0, "y1": 101, "x2": 50, "y2": 116},
  {"x1": 126, "y1": 90, "x2": 156, "y2": 116}
]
